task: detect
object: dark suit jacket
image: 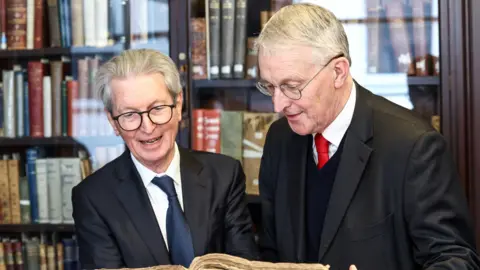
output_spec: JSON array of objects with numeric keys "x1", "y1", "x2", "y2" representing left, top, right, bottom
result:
[
  {"x1": 72, "y1": 147, "x2": 259, "y2": 269},
  {"x1": 258, "y1": 83, "x2": 480, "y2": 269}
]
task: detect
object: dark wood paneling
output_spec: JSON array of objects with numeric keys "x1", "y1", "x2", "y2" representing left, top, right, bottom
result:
[{"x1": 465, "y1": 0, "x2": 480, "y2": 249}]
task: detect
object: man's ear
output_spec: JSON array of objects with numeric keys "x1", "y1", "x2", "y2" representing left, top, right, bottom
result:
[
  {"x1": 333, "y1": 57, "x2": 350, "y2": 89},
  {"x1": 106, "y1": 109, "x2": 120, "y2": 136},
  {"x1": 175, "y1": 91, "x2": 183, "y2": 122}
]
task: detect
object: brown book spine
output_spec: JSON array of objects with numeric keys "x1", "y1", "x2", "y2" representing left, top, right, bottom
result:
[
  {"x1": 203, "y1": 109, "x2": 221, "y2": 153},
  {"x1": 71, "y1": 0, "x2": 84, "y2": 46},
  {"x1": 192, "y1": 109, "x2": 204, "y2": 151},
  {"x1": 0, "y1": 160, "x2": 10, "y2": 224},
  {"x1": 0, "y1": 0, "x2": 7, "y2": 49},
  {"x1": 55, "y1": 243, "x2": 63, "y2": 270},
  {"x1": 270, "y1": 0, "x2": 291, "y2": 12},
  {"x1": 46, "y1": 0, "x2": 61, "y2": 47},
  {"x1": 66, "y1": 80, "x2": 79, "y2": 137},
  {"x1": 28, "y1": 61, "x2": 44, "y2": 137},
  {"x1": 191, "y1": 18, "x2": 207, "y2": 80},
  {"x1": 50, "y1": 61, "x2": 63, "y2": 136},
  {"x1": 13, "y1": 241, "x2": 22, "y2": 270},
  {"x1": 245, "y1": 37, "x2": 257, "y2": 79},
  {"x1": 33, "y1": 0, "x2": 43, "y2": 48},
  {"x1": 4, "y1": 241, "x2": 14, "y2": 270},
  {"x1": 0, "y1": 242, "x2": 5, "y2": 270},
  {"x1": 38, "y1": 244, "x2": 46, "y2": 270},
  {"x1": 7, "y1": 159, "x2": 20, "y2": 224},
  {"x1": 6, "y1": 0, "x2": 27, "y2": 49}
]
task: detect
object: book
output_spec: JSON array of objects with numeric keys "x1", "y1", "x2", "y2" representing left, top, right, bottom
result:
[{"x1": 107, "y1": 253, "x2": 330, "y2": 270}]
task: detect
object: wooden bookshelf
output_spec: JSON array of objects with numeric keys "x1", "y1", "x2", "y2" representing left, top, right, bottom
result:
[
  {"x1": 407, "y1": 76, "x2": 440, "y2": 85},
  {"x1": 0, "y1": 48, "x2": 71, "y2": 58},
  {"x1": 0, "y1": 44, "x2": 124, "y2": 59},
  {"x1": 193, "y1": 79, "x2": 257, "y2": 89},
  {"x1": 193, "y1": 76, "x2": 440, "y2": 89},
  {"x1": 0, "y1": 136, "x2": 87, "y2": 148},
  {"x1": 0, "y1": 224, "x2": 75, "y2": 233}
]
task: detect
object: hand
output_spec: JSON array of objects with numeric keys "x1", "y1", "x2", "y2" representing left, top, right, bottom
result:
[{"x1": 349, "y1": 265, "x2": 358, "y2": 270}]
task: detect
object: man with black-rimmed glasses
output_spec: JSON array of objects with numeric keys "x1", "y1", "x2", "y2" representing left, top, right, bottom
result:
[{"x1": 71, "y1": 49, "x2": 259, "y2": 269}]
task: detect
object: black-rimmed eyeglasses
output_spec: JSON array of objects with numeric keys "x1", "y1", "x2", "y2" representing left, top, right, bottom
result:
[
  {"x1": 256, "y1": 53, "x2": 345, "y2": 100},
  {"x1": 112, "y1": 104, "x2": 176, "y2": 131}
]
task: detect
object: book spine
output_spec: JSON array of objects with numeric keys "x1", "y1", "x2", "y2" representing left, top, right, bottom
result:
[
  {"x1": 220, "y1": 0, "x2": 235, "y2": 78},
  {"x1": 6, "y1": 0, "x2": 27, "y2": 49},
  {"x1": 208, "y1": 0, "x2": 220, "y2": 79},
  {"x1": 233, "y1": 0, "x2": 247, "y2": 79}
]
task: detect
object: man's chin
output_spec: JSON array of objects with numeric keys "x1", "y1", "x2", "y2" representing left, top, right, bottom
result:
[{"x1": 287, "y1": 121, "x2": 312, "y2": 136}]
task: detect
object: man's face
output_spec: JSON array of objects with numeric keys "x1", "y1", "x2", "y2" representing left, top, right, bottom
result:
[
  {"x1": 107, "y1": 73, "x2": 183, "y2": 170},
  {"x1": 258, "y1": 46, "x2": 340, "y2": 135}
]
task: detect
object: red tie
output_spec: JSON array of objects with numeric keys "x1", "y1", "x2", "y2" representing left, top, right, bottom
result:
[{"x1": 315, "y1": 134, "x2": 329, "y2": 169}]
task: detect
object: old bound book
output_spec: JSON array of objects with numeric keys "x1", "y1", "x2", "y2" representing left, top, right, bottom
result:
[{"x1": 107, "y1": 253, "x2": 330, "y2": 270}]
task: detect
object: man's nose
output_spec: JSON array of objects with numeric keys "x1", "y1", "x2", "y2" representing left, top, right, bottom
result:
[
  {"x1": 272, "y1": 89, "x2": 290, "y2": 113},
  {"x1": 140, "y1": 113, "x2": 156, "y2": 133}
]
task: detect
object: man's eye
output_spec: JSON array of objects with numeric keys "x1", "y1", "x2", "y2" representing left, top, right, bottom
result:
[
  {"x1": 123, "y1": 113, "x2": 135, "y2": 118},
  {"x1": 282, "y1": 85, "x2": 298, "y2": 91}
]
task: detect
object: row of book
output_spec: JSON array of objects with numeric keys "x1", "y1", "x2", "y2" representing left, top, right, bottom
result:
[
  {"x1": 0, "y1": 0, "x2": 121, "y2": 50},
  {"x1": 191, "y1": 109, "x2": 279, "y2": 195},
  {"x1": 0, "y1": 235, "x2": 80, "y2": 270},
  {"x1": 0, "y1": 148, "x2": 91, "y2": 225},
  {"x1": 0, "y1": 56, "x2": 115, "y2": 138}
]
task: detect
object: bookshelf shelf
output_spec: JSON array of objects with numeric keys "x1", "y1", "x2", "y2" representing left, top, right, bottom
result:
[
  {"x1": 193, "y1": 76, "x2": 440, "y2": 89},
  {"x1": 0, "y1": 224, "x2": 75, "y2": 233},
  {"x1": 70, "y1": 44, "x2": 125, "y2": 55},
  {"x1": 193, "y1": 79, "x2": 257, "y2": 89},
  {"x1": 0, "y1": 48, "x2": 70, "y2": 58},
  {"x1": 0, "y1": 136, "x2": 86, "y2": 148},
  {"x1": 407, "y1": 76, "x2": 440, "y2": 86},
  {"x1": 0, "y1": 44, "x2": 125, "y2": 59}
]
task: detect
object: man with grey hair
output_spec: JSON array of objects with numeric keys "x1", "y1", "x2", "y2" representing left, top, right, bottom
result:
[
  {"x1": 71, "y1": 49, "x2": 258, "y2": 269},
  {"x1": 256, "y1": 3, "x2": 479, "y2": 270}
]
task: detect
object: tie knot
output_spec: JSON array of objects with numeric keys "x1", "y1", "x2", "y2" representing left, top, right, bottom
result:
[
  {"x1": 152, "y1": 175, "x2": 177, "y2": 198},
  {"x1": 315, "y1": 133, "x2": 329, "y2": 153}
]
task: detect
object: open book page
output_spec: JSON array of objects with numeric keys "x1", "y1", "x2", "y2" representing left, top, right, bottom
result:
[
  {"x1": 102, "y1": 253, "x2": 329, "y2": 270},
  {"x1": 189, "y1": 253, "x2": 330, "y2": 270}
]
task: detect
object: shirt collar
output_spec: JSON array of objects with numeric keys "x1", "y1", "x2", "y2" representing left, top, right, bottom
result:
[
  {"x1": 314, "y1": 83, "x2": 356, "y2": 147},
  {"x1": 131, "y1": 142, "x2": 181, "y2": 187}
]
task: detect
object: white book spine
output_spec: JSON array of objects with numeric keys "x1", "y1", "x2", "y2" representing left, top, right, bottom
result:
[
  {"x1": 15, "y1": 71, "x2": 24, "y2": 137},
  {"x1": 83, "y1": 0, "x2": 96, "y2": 46},
  {"x1": 95, "y1": 0, "x2": 108, "y2": 47},
  {"x1": 35, "y1": 159, "x2": 49, "y2": 223},
  {"x1": 26, "y1": 0, "x2": 35, "y2": 49},
  {"x1": 47, "y1": 158, "x2": 62, "y2": 224},
  {"x1": 60, "y1": 158, "x2": 82, "y2": 224},
  {"x1": 3, "y1": 70, "x2": 15, "y2": 138},
  {"x1": 43, "y1": 76, "x2": 52, "y2": 137}
]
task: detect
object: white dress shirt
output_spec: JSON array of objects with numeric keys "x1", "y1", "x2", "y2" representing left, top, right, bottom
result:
[
  {"x1": 131, "y1": 142, "x2": 183, "y2": 250},
  {"x1": 313, "y1": 83, "x2": 357, "y2": 164}
]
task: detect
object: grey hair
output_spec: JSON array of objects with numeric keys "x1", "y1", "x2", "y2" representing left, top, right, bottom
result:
[
  {"x1": 95, "y1": 48, "x2": 182, "y2": 112},
  {"x1": 255, "y1": 3, "x2": 351, "y2": 66}
]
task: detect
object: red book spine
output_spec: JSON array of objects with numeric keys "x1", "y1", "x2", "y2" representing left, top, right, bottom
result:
[
  {"x1": 203, "y1": 109, "x2": 221, "y2": 153},
  {"x1": 28, "y1": 61, "x2": 44, "y2": 137}
]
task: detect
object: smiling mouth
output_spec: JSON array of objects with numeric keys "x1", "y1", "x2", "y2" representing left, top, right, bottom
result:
[{"x1": 140, "y1": 136, "x2": 162, "y2": 144}]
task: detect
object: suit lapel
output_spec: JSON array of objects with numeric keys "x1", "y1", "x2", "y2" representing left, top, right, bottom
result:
[
  {"x1": 114, "y1": 151, "x2": 170, "y2": 265},
  {"x1": 318, "y1": 84, "x2": 374, "y2": 260},
  {"x1": 178, "y1": 148, "x2": 210, "y2": 257},
  {"x1": 287, "y1": 132, "x2": 309, "y2": 262}
]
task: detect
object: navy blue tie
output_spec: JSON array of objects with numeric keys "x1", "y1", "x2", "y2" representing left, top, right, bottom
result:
[{"x1": 152, "y1": 176, "x2": 195, "y2": 267}]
